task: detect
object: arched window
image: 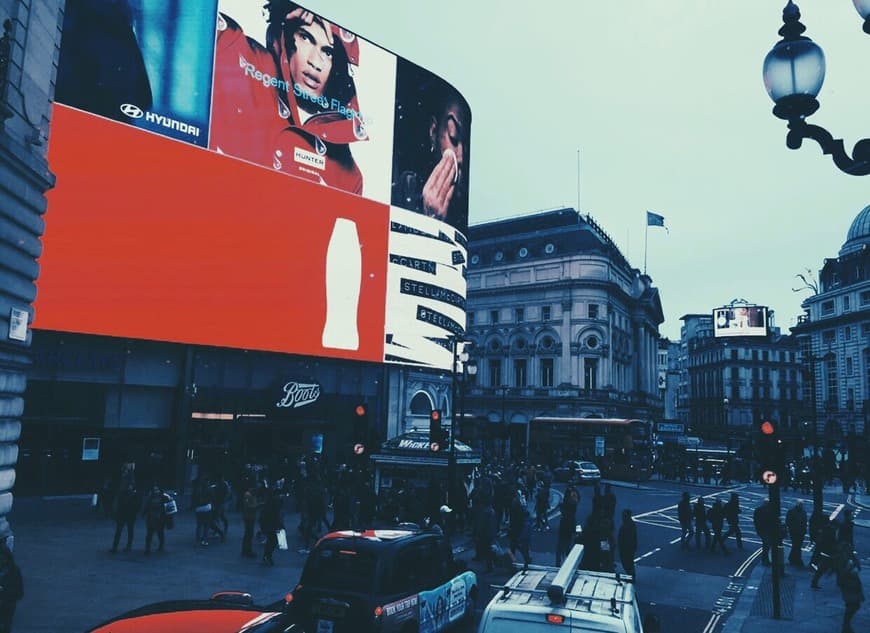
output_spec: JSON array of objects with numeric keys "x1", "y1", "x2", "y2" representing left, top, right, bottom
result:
[{"x1": 409, "y1": 391, "x2": 433, "y2": 415}]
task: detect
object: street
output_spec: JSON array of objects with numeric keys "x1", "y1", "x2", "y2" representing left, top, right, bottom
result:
[{"x1": 9, "y1": 479, "x2": 868, "y2": 632}]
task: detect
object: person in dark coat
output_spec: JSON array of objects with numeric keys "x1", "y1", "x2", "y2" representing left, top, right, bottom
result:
[
  {"x1": 678, "y1": 492, "x2": 693, "y2": 549},
  {"x1": 602, "y1": 484, "x2": 617, "y2": 521},
  {"x1": 617, "y1": 508, "x2": 638, "y2": 580},
  {"x1": 556, "y1": 485, "x2": 580, "y2": 565},
  {"x1": 838, "y1": 508, "x2": 855, "y2": 551},
  {"x1": 534, "y1": 484, "x2": 550, "y2": 531},
  {"x1": 785, "y1": 501, "x2": 807, "y2": 567},
  {"x1": 836, "y1": 541, "x2": 864, "y2": 633},
  {"x1": 723, "y1": 492, "x2": 743, "y2": 550},
  {"x1": 241, "y1": 482, "x2": 262, "y2": 558},
  {"x1": 694, "y1": 497, "x2": 710, "y2": 550},
  {"x1": 811, "y1": 518, "x2": 838, "y2": 589},
  {"x1": 508, "y1": 505, "x2": 532, "y2": 571},
  {"x1": 259, "y1": 487, "x2": 284, "y2": 566},
  {"x1": 0, "y1": 539, "x2": 23, "y2": 633},
  {"x1": 580, "y1": 510, "x2": 602, "y2": 572},
  {"x1": 708, "y1": 499, "x2": 728, "y2": 554},
  {"x1": 753, "y1": 500, "x2": 775, "y2": 566},
  {"x1": 474, "y1": 502, "x2": 498, "y2": 572},
  {"x1": 142, "y1": 485, "x2": 170, "y2": 555},
  {"x1": 110, "y1": 481, "x2": 140, "y2": 553},
  {"x1": 192, "y1": 477, "x2": 213, "y2": 547}
]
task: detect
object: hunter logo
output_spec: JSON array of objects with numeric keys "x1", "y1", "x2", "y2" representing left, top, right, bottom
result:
[
  {"x1": 276, "y1": 382, "x2": 321, "y2": 409},
  {"x1": 294, "y1": 147, "x2": 326, "y2": 170}
]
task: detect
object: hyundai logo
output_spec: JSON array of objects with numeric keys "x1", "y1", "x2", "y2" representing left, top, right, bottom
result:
[{"x1": 120, "y1": 103, "x2": 144, "y2": 119}]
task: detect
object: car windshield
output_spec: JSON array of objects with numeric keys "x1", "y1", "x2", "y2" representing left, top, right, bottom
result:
[
  {"x1": 580, "y1": 462, "x2": 598, "y2": 470},
  {"x1": 301, "y1": 545, "x2": 379, "y2": 591}
]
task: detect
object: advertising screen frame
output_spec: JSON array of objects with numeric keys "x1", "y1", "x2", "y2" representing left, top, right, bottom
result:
[
  {"x1": 40, "y1": 0, "x2": 472, "y2": 371},
  {"x1": 712, "y1": 305, "x2": 768, "y2": 338}
]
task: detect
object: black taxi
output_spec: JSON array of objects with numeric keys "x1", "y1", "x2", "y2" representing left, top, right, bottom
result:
[{"x1": 288, "y1": 527, "x2": 477, "y2": 633}]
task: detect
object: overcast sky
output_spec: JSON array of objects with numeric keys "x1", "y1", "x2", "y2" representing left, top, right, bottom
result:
[{"x1": 301, "y1": 0, "x2": 870, "y2": 339}]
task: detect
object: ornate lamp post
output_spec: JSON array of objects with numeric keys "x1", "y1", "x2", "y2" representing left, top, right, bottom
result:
[{"x1": 762, "y1": 1, "x2": 870, "y2": 175}]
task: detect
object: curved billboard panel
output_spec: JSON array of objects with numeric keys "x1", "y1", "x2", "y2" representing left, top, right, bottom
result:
[{"x1": 38, "y1": 0, "x2": 470, "y2": 370}]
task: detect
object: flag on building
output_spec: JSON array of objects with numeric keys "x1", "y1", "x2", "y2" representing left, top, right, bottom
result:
[{"x1": 647, "y1": 211, "x2": 666, "y2": 227}]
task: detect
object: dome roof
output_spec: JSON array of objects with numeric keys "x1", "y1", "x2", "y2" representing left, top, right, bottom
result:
[{"x1": 839, "y1": 204, "x2": 870, "y2": 256}]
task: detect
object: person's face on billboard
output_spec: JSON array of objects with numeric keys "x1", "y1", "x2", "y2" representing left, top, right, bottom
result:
[
  {"x1": 431, "y1": 98, "x2": 468, "y2": 186},
  {"x1": 290, "y1": 21, "x2": 334, "y2": 97}
]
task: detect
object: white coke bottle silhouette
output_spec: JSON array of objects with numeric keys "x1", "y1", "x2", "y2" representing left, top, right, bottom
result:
[{"x1": 321, "y1": 218, "x2": 361, "y2": 350}]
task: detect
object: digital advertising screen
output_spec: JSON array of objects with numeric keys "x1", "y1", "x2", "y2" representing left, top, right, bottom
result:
[
  {"x1": 37, "y1": 0, "x2": 471, "y2": 371},
  {"x1": 713, "y1": 305, "x2": 768, "y2": 338}
]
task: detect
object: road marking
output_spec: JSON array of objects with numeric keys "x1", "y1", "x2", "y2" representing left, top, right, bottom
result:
[
  {"x1": 634, "y1": 547, "x2": 660, "y2": 562},
  {"x1": 829, "y1": 503, "x2": 845, "y2": 521}
]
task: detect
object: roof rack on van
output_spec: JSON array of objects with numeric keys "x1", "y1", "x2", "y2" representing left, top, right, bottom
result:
[{"x1": 546, "y1": 543, "x2": 584, "y2": 604}]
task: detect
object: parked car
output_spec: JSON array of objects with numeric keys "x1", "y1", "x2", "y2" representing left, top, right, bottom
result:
[
  {"x1": 553, "y1": 460, "x2": 601, "y2": 484},
  {"x1": 87, "y1": 592, "x2": 296, "y2": 633},
  {"x1": 288, "y1": 527, "x2": 477, "y2": 633}
]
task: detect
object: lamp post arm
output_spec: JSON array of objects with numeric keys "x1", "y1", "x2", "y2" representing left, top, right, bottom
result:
[{"x1": 786, "y1": 119, "x2": 870, "y2": 176}]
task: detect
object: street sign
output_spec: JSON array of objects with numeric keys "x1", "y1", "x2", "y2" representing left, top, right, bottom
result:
[
  {"x1": 762, "y1": 470, "x2": 777, "y2": 485},
  {"x1": 353, "y1": 443, "x2": 366, "y2": 455}
]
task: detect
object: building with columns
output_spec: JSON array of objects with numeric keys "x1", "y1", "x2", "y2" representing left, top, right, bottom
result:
[
  {"x1": 791, "y1": 205, "x2": 870, "y2": 463},
  {"x1": 462, "y1": 208, "x2": 665, "y2": 458}
]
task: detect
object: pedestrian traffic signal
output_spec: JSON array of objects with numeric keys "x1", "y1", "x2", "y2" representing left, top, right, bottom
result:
[
  {"x1": 353, "y1": 404, "x2": 368, "y2": 455},
  {"x1": 429, "y1": 409, "x2": 445, "y2": 452},
  {"x1": 758, "y1": 420, "x2": 783, "y2": 485}
]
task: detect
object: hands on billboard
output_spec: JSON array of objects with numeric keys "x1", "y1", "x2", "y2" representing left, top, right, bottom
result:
[
  {"x1": 285, "y1": 7, "x2": 334, "y2": 46},
  {"x1": 422, "y1": 149, "x2": 457, "y2": 220}
]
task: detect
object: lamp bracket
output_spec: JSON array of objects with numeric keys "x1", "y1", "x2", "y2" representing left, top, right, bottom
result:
[{"x1": 786, "y1": 119, "x2": 870, "y2": 176}]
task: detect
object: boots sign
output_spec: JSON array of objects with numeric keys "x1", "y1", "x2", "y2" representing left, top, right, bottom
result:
[{"x1": 276, "y1": 382, "x2": 321, "y2": 409}]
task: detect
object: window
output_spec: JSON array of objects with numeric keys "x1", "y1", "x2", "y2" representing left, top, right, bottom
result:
[
  {"x1": 861, "y1": 290, "x2": 870, "y2": 306},
  {"x1": 467, "y1": 312, "x2": 475, "y2": 326},
  {"x1": 490, "y1": 310, "x2": 499, "y2": 324},
  {"x1": 470, "y1": 254, "x2": 479, "y2": 265},
  {"x1": 863, "y1": 323, "x2": 870, "y2": 337},
  {"x1": 762, "y1": 350, "x2": 769, "y2": 361},
  {"x1": 544, "y1": 243, "x2": 555, "y2": 255},
  {"x1": 821, "y1": 300, "x2": 835, "y2": 315},
  {"x1": 518, "y1": 247, "x2": 528, "y2": 258},
  {"x1": 843, "y1": 295, "x2": 851, "y2": 312},
  {"x1": 843, "y1": 326, "x2": 851, "y2": 341},
  {"x1": 825, "y1": 356, "x2": 838, "y2": 407},
  {"x1": 513, "y1": 359, "x2": 527, "y2": 388},
  {"x1": 588, "y1": 304, "x2": 599, "y2": 319},
  {"x1": 494, "y1": 251, "x2": 504, "y2": 262},
  {"x1": 586, "y1": 335, "x2": 599, "y2": 349},
  {"x1": 822, "y1": 330, "x2": 835, "y2": 345},
  {"x1": 515, "y1": 307, "x2": 524, "y2": 323},
  {"x1": 847, "y1": 356, "x2": 853, "y2": 376},
  {"x1": 731, "y1": 349, "x2": 737, "y2": 360},
  {"x1": 584, "y1": 358, "x2": 598, "y2": 390},
  {"x1": 752, "y1": 350, "x2": 758, "y2": 361},
  {"x1": 488, "y1": 360, "x2": 501, "y2": 388},
  {"x1": 541, "y1": 305, "x2": 551, "y2": 321},
  {"x1": 540, "y1": 358, "x2": 554, "y2": 387}
]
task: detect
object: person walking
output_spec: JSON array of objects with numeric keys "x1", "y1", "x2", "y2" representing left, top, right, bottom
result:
[
  {"x1": 142, "y1": 484, "x2": 170, "y2": 555},
  {"x1": 617, "y1": 508, "x2": 638, "y2": 580},
  {"x1": 602, "y1": 484, "x2": 617, "y2": 522},
  {"x1": 753, "y1": 500, "x2": 775, "y2": 566},
  {"x1": 534, "y1": 483, "x2": 550, "y2": 531},
  {"x1": 678, "y1": 492, "x2": 693, "y2": 549},
  {"x1": 259, "y1": 486, "x2": 284, "y2": 566},
  {"x1": 694, "y1": 497, "x2": 710, "y2": 551},
  {"x1": 110, "y1": 481, "x2": 140, "y2": 553},
  {"x1": 838, "y1": 508, "x2": 855, "y2": 551},
  {"x1": 0, "y1": 539, "x2": 23, "y2": 633},
  {"x1": 708, "y1": 499, "x2": 728, "y2": 554},
  {"x1": 836, "y1": 541, "x2": 864, "y2": 633},
  {"x1": 556, "y1": 485, "x2": 579, "y2": 565},
  {"x1": 210, "y1": 474, "x2": 231, "y2": 538},
  {"x1": 474, "y1": 501, "x2": 498, "y2": 572},
  {"x1": 192, "y1": 477, "x2": 213, "y2": 547},
  {"x1": 786, "y1": 500, "x2": 807, "y2": 567},
  {"x1": 723, "y1": 492, "x2": 743, "y2": 550},
  {"x1": 811, "y1": 518, "x2": 838, "y2": 589},
  {"x1": 509, "y1": 490, "x2": 530, "y2": 566},
  {"x1": 241, "y1": 482, "x2": 262, "y2": 558},
  {"x1": 508, "y1": 505, "x2": 532, "y2": 571}
]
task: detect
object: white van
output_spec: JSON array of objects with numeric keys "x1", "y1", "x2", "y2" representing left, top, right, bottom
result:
[{"x1": 477, "y1": 545, "x2": 644, "y2": 633}]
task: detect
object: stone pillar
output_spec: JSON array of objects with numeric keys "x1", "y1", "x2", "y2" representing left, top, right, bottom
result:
[{"x1": 0, "y1": 2, "x2": 63, "y2": 546}]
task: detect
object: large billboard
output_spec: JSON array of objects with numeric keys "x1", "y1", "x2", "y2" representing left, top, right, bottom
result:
[
  {"x1": 36, "y1": 0, "x2": 471, "y2": 370},
  {"x1": 713, "y1": 305, "x2": 768, "y2": 338}
]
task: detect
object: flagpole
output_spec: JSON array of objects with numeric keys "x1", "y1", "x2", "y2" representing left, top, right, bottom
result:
[
  {"x1": 576, "y1": 149, "x2": 581, "y2": 213},
  {"x1": 644, "y1": 217, "x2": 649, "y2": 275}
]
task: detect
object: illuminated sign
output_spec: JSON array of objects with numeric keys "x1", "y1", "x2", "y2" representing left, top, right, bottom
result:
[
  {"x1": 38, "y1": 1, "x2": 471, "y2": 371},
  {"x1": 713, "y1": 305, "x2": 768, "y2": 338}
]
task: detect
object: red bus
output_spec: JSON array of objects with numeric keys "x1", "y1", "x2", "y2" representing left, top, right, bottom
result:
[{"x1": 528, "y1": 417, "x2": 655, "y2": 481}]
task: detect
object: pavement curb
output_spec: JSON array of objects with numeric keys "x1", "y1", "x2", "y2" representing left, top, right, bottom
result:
[{"x1": 720, "y1": 563, "x2": 765, "y2": 633}]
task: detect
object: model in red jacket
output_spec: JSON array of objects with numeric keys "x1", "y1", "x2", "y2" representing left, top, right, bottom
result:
[{"x1": 210, "y1": 4, "x2": 366, "y2": 195}]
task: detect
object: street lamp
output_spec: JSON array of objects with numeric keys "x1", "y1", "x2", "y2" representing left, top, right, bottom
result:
[
  {"x1": 448, "y1": 339, "x2": 475, "y2": 511},
  {"x1": 762, "y1": 1, "x2": 870, "y2": 175}
]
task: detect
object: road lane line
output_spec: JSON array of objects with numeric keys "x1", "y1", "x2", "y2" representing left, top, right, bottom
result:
[
  {"x1": 701, "y1": 612, "x2": 721, "y2": 633},
  {"x1": 634, "y1": 547, "x2": 660, "y2": 562}
]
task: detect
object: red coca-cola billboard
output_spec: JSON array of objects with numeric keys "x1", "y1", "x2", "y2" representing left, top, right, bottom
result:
[{"x1": 38, "y1": 0, "x2": 471, "y2": 370}]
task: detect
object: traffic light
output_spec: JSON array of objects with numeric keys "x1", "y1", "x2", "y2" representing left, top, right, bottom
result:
[
  {"x1": 353, "y1": 404, "x2": 368, "y2": 456},
  {"x1": 758, "y1": 420, "x2": 784, "y2": 485},
  {"x1": 429, "y1": 409, "x2": 445, "y2": 452}
]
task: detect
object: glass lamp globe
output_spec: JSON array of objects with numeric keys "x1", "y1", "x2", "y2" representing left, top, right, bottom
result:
[
  {"x1": 762, "y1": 37, "x2": 825, "y2": 103},
  {"x1": 854, "y1": 0, "x2": 870, "y2": 19}
]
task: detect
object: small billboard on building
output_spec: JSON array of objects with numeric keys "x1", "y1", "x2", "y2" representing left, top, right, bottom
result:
[{"x1": 712, "y1": 305, "x2": 768, "y2": 338}]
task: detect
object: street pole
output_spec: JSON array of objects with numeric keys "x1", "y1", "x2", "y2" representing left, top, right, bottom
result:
[
  {"x1": 448, "y1": 337, "x2": 458, "y2": 509},
  {"x1": 770, "y1": 478, "x2": 783, "y2": 619}
]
